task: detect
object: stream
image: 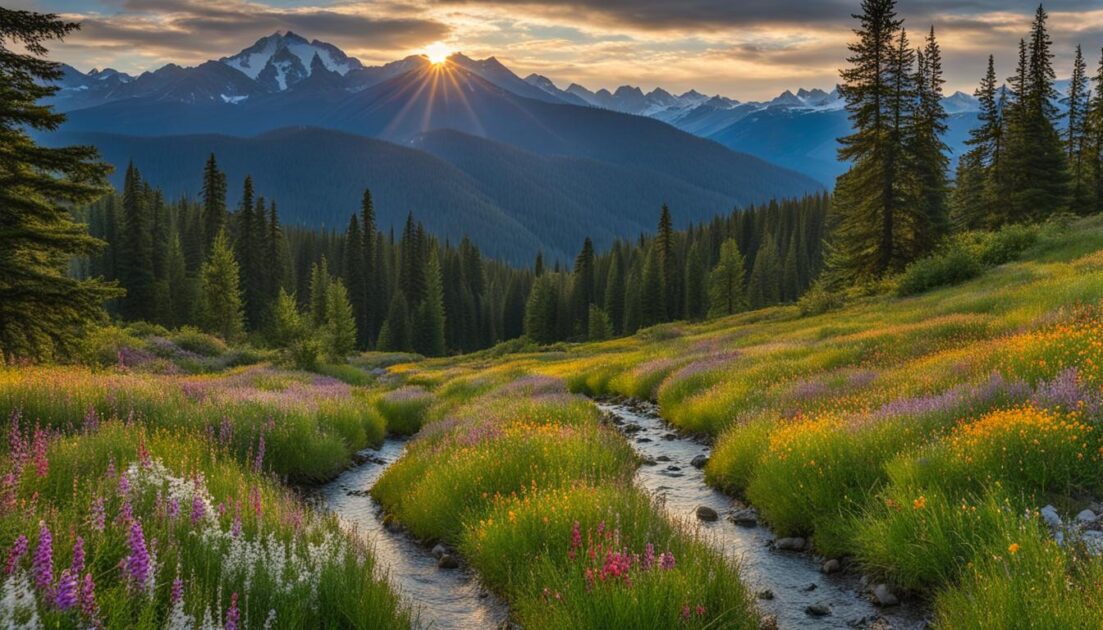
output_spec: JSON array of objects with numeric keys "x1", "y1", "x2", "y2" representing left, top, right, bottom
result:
[
  {"x1": 320, "y1": 438, "x2": 510, "y2": 630},
  {"x1": 598, "y1": 400, "x2": 931, "y2": 630}
]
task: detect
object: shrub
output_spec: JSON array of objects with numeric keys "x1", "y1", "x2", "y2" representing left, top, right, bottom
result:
[
  {"x1": 896, "y1": 247, "x2": 983, "y2": 296},
  {"x1": 79, "y1": 326, "x2": 149, "y2": 367},
  {"x1": 170, "y1": 326, "x2": 228, "y2": 357},
  {"x1": 977, "y1": 224, "x2": 1039, "y2": 266},
  {"x1": 798, "y1": 280, "x2": 844, "y2": 316}
]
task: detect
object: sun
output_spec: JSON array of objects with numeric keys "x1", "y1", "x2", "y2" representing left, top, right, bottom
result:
[{"x1": 425, "y1": 42, "x2": 452, "y2": 65}]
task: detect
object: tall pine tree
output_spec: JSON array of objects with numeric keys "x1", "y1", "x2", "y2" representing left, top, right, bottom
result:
[{"x1": 0, "y1": 8, "x2": 120, "y2": 360}]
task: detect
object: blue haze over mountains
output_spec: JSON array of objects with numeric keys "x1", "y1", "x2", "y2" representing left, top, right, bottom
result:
[{"x1": 48, "y1": 31, "x2": 1017, "y2": 262}]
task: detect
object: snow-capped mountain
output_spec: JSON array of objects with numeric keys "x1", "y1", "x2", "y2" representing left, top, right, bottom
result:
[{"x1": 220, "y1": 31, "x2": 362, "y2": 91}]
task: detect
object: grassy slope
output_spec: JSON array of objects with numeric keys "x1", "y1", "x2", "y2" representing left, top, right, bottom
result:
[
  {"x1": 379, "y1": 216, "x2": 1103, "y2": 627},
  {"x1": 0, "y1": 365, "x2": 408, "y2": 628}
]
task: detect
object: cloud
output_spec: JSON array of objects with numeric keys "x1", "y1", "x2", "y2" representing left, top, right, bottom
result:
[{"x1": 50, "y1": 0, "x2": 449, "y2": 70}]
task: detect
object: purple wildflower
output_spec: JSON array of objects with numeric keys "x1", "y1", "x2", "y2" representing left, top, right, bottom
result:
[
  {"x1": 231, "y1": 507, "x2": 242, "y2": 538},
  {"x1": 225, "y1": 592, "x2": 240, "y2": 630},
  {"x1": 167, "y1": 498, "x2": 180, "y2": 519},
  {"x1": 253, "y1": 433, "x2": 266, "y2": 473},
  {"x1": 82, "y1": 406, "x2": 100, "y2": 433},
  {"x1": 55, "y1": 569, "x2": 78, "y2": 610},
  {"x1": 642, "y1": 543, "x2": 655, "y2": 570},
  {"x1": 191, "y1": 493, "x2": 206, "y2": 525},
  {"x1": 5, "y1": 534, "x2": 28, "y2": 575},
  {"x1": 219, "y1": 417, "x2": 233, "y2": 447},
  {"x1": 118, "y1": 473, "x2": 130, "y2": 497},
  {"x1": 171, "y1": 574, "x2": 184, "y2": 604},
  {"x1": 32, "y1": 522, "x2": 53, "y2": 597},
  {"x1": 90, "y1": 497, "x2": 106, "y2": 532},
  {"x1": 124, "y1": 518, "x2": 151, "y2": 591},
  {"x1": 71, "y1": 536, "x2": 85, "y2": 575},
  {"x1": 79, "y1": 573, "x2": 98, "y2": 619}
]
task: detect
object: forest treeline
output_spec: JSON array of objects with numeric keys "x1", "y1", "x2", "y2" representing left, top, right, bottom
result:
[
  {"x1": 825, "y1": 1, "x2": 1103, "y2": 287},
  {"x1": 80, "y1": 156, "x2": 829, "y2": 357},
  {"x1": 7, "y1": 0, "x2": 1103, "y2": 363}
]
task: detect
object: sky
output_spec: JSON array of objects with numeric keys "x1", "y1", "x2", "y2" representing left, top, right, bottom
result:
[{"x1": 15, "y1": 0, "x2": 1103, "y2": 100}]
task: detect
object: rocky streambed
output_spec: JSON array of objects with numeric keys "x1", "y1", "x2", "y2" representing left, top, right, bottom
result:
[
  {"x1": 598, "y1": 398, "x2": 931, "y2": 630},
  {"x1": 319, "y1": 438, "x2": 510, "y2": 630}
]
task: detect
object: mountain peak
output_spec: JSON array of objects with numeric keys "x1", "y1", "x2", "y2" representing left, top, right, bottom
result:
[{"x1": 221, "y1": 31, "x2": 362, "y2": 86}]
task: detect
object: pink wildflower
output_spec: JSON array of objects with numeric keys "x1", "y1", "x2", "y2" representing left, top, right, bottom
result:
[
  {"x1": 79, "y1": 573, "x2": 98, "y2": 620},
  {"x1": 31, "y1": 427, "x2": 48, "y2": 478},
  {"x1": 171, "y1": 574, "x2": 184, "y2": 604},
  {"x1": 190, "y1": 493, "x2": 206, "y2": 524},
  {"x1": 659, "y1": 551, "x2": 675, "y2": 571}
]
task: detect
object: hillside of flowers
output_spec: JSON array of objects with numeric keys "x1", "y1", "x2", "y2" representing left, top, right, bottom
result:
[
  {"x1": 0, "y1": 363, "x2": 408, "y2": 628},
  {"x1": 371, "y1": 215, "x2": 1103, "y2": 627}
]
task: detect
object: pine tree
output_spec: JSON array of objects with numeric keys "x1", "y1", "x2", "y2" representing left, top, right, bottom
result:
[
  {"x1": 412, "y1": 250, "x2": 446, "y2": 356},
  {"x1": 120, "y1": 161, "x2": 155, "y2": 321},
  {"x1": 604, "y1": 252, "x2": 626, "y2": 335},
  {"x1": 908, "y1": 26, "x2": 950, "y2": 250},
  {"x1": 587, "y1": 305, "x2": 612, "y2": 341},
  {"x1": 309, "y1": 258, "x2": 331, "y2": 327},
  {"x1": 747, "y1": 235, "x2": 781, "y2": 308},
  {"x1": 826, "y1": 0, "x2": 908, "y2": 282},
  {"x1": 572, "y1": 237, "x2": 595, "y2": 334},
  {"x1": 683, "y1": 242, "x2": 707, "y2": 320},
  {"x1": 1010, "y1": 6, "x2": 1070, "y2": 220},
  {"x1": 1068, "y1": 45, "x2": 1092, "y2": 214},
  {"x1": 639, "y1": 246, "x2": 665, "y2": 327},
  {"x1": 523, "y1": 275, "x2": 558, "y2": 344},
  {"x1": 0, "y1": 8, "x2": 121, "y2": 360},
  {"x1": 707, "y1": 239, "x2": 747, "y2": 318},
  {"x1": 952, "y1": 56, "x2": 1001, "y2": 229},
  {"x1": 360, "y1": 189, "x2": 378, "y2": 344},
  {"x1": 201, "y1": 154, "x2": 226, "y2": 248},
  {"x1": 1087, "y1": 48, "x2": 1103, "y2": 212},
  {"x1": 323, "y1": 280, "x2": 357, "y2": 362},
  {"x1": 656, "y1": 204, "x2": 678, "y2": 318},
  {"x1": 198, "y1": 230, "x2": 244, "y2": 343},
  {"x1": 377, "y1": 292, "x2": 412, "y2": 352},
  {"x1": 781, "y1": 234, "x2": 801, "y2": 302},
  {"x1": 343, "y1": 215, "x2": 368, "y2": 347},
  {"x1": 163, "y1": 235, "x2": 189, "y2": 328},
  {"x1": 534, "y1": 252, "x2": 545, "y2": 276}
]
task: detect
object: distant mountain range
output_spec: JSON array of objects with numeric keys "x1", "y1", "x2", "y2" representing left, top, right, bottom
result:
[{"x1": 44, "y1": 32, "x2": 830, "y2": 262}]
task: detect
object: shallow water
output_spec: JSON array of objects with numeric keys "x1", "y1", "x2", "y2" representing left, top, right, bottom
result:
[
  {"x1": 599, "y1": 401, "x2": 930, "y2": 630},
  {"x1": 320, "y1": 438, "x2": 509, "y2": 630}
]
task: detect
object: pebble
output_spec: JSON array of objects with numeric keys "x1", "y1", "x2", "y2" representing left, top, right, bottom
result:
[
  {"x1": 756, "y1": 589, "x2": 775, "y2": 600},
  {"x1": 666, "y1": 465, "x2": 682, "y2": 472},
  {"x1": 800, "y1": 583, "x2": 817, "y2": 592},
  {"x1": 431, "y1": 543, "x2": 447, "y2": 559},
  {"x1": 656, "y1": 455, "x2": 671, "y2": 462},
  {"x1": 759, "y1": 614, "x2": 778, "y2": 630},
  {"x1": 774, "y1": 537, "x2": 806, "y2": 551},
  {"x1": 805, "y1": 602, "x2": 831, "y2": 617},
  {"x1": 437, "y1": 554, "x2": 459, "y2": 569},
  {"x1": 690, "y1": 454, "x2": 709, "y2": 469},
  {"x1": 1041, "y1": 505, "x2": 1063, "y2": 529},
  {"x1": 622, "y1": 423, "x2": 642, "y2": 434},
  {"x1": 662, "y1": 433, "x2": 677, "y2": 441},
  {"x1": 872, "y1": 584, "x2": 899, "y2": 607},
  {"x1": 730, "y1": 508, "x2": 758, "y2": 528},
  {"x1": 696, "y1": 506, "x2": 719, "y2": 521},
  {"x1": 636, "y1": 437, "x2": 653, "y2": 443},
  {"x1": 822, "y1": 558, "x2": 841, "y2": 574},
  {"x1": 1076, "y1": 509, "x2": 1097, "y2": 524}
]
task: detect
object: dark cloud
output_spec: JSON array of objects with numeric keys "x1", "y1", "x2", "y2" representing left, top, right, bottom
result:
[
  {"x1": 431, "y1": 0, "x2": 1100, "y2": 31},
  {"x1": 62, "y1": 0, "x2": 449, "y2": 63}
]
